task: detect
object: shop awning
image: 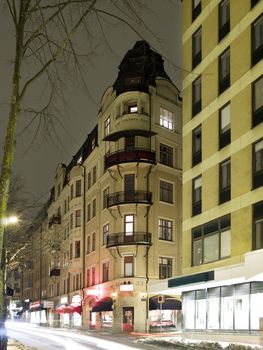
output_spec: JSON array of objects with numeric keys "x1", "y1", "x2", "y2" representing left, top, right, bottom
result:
[
  {"x1": 70, "y1": 302, "x2": 82, "y2": 315},
  {"x1": 149, "y1": 296, "x2": 182, "y2": 310},
  {"x1": 91, "y1": 297, "x2": 113, "y2": 312}
]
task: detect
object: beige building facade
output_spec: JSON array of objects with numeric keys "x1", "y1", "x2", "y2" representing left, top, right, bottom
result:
[
  {"x1": 164, "y1": 0, "x2": 263, "y2": 333},
  {"x1": 21, "y1": 41, "x2": 182, "y2": 332}
]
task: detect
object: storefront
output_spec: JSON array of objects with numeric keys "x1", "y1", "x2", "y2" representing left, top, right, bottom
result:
[
  {"x1": 183, "y1": 281, "x2": 263, "y2": 331},
  {"x1": 91, "y1": 297, "x2": 114, "y2": 329},
  {"x1": 149, "y1": 295, "x2": 181, "y2": 331}
]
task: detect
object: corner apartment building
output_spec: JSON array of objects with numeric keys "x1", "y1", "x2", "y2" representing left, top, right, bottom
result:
[
  {"x1": 21, "y1": 41, "x2": 182, "y2": 332},
  {"x1": 169, "y1": 0, "x2": 263, "y2": 332}
]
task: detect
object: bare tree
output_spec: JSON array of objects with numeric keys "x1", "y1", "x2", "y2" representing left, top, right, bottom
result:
[{"x1": 0, "y1": 0, "x2": 155, "y2": 347}]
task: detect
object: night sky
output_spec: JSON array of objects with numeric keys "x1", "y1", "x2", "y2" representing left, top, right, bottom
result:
[{"x1": 0, "y1": 0, "x2": 182, "y2": 204}]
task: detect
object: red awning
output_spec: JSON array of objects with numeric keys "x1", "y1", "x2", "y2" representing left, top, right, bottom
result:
[{"x1": 70, "y1": 302, "x2": 82, "y2": 315}]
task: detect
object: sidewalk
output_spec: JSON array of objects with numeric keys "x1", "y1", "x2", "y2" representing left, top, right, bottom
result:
[{"x1": 7, "y1": 338, "x2": 31, "y2": 350}]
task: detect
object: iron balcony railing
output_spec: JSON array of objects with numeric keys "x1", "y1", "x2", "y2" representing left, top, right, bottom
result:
[
  {"x1": 107, "y1": 232, "x2": 152, "y2": 248},
  {"x1": 104, "y1": 148, "x2": 155, "y2": 170},
  {"x1": 107, "y1": 191, "x2": 152, "y2": 208}
]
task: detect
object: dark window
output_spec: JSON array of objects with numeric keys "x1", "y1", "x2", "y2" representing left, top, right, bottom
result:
[
  {"x1": 192, "y1": 215, "x2": 231, "y2": 265},
  {"x1": 87, "y1": 203, "x2": 91, "y2": 222},
  {"x1": 87, "y1": 236, "x2": 91, "y2": 254},
  {"x1": 253, "y1": 201, "x2": 263, "y2": 250},
  {"x1": 86, "y1": 269, "x2": 90, "y2": 287},
  {"x1": 125, "y1": 136, "x2": 135, "y2": 150},
  {"x1": 75, "y1": 241, "x2": 80, "y2": 258},
  {"x1": 104, "y1": 116, "x2": 110, "y2": 137},
  {"x1": 219, "y1": 0, "x2": 230, "y2": 41},
  {"x1": 192, "y1": 0, "x2": 201, "y2": 21},
  {"x1": 91, "y1": 267, "x2": 95, "y2": 285},
  {"x1": 92, "y1": 198, "x2": 96, "y2": 218},
  {"x1": 92, "y1": 232, "x2": 95, "y2": 251},
  {"x1": 192, "y1": 27, "x2": 202, "y2": 69},
  {"x1": 159, "y1": 219, "x2": 173, "y2": 241},
  {"x1": 192, "y1": 125, "x2": 202, "y2": 166},
  {"x1": 92, "y1": 166, "x2": 96, "y2": 185},
  {"x1": 124, "y1": 256, "x2": 134, "y2": 277},
  {"x1": 252, "y1": 76, "x2": 263, "y2": 127},
  {"x1": 87, "y1": 172, "x2": 91, "y2": 190},
  {"x1": 70, "y1": 213, "x2": 73, "y2": 229},
  {"x1": 192, "y1": 76, "x2": 202, "y2": 117},
  {"x1": 75, "y1": 209, "x2": 81, "y2": 227},
  {"x1": 70, "y1": 243, "x2": 73, "y2": 260},
  {"x1": 252, "y1": 15, "x2": 263, "y2": 66},
  {"x1": 219, "y1": 103, "x2": 231, "y2": 148},
  {"x1": 253, "y1": 139, "x2": 263, "y2": 189},
  {"x1": 75, "y1": 180, "x2": 81, "y2": 197},
  {"x1": 160, "y1": 180, "x2": 173, "y2": 203},
  {"x1": 219, "y1": 158, "x2": 231, "y2": 204},
  {"x1": 160, "y1": 144, "x2": 173, "y2": 167},
  {"x1": 103, "y1": 224, "x2": 109, "y2": 245},
  {"x1": 159, "y1": 257, "x2": 172, "y2": 279},
  {"x1": 251, "y1": 0, "x2": 260, "y2": 7},
  {"x1": 219, "y1": 47, "x2": 230, "y2": 94},
  {"x1": 102, "y1": 262, "x2": 109, "y2": 282},
  {"x1": 70, "y1": 184, "x2": 74, "y2": 200},
  {"x1": 124, "y1": 174, "x2": 135, "y2": 202},
  {"x1": 103, "y1": 187, "x2": 109, "y2": 209},
  {"x1": 192, "y1": 176, "x2": 202, "y2": 216}
]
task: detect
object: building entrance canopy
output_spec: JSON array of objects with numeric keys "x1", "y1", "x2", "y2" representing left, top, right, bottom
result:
[{"x1": 91, "y1": 297, "x2": 113, "y2": 312}]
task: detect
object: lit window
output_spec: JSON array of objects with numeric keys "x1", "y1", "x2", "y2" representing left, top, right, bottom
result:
[
  {"x1": 124, "y1": 256, "x2": 134, "y2": 277},
  {"x1": 160, "y1": 107, "x2": 174, "y2": 130},
  {"x1": 124, "y1": 215, "x2": 134, "y2": 236},
  {"x1": 159, "y1": 219, "x2": 173, "y2": 241},
  {"x1": 219, "y1": 103, "x2": 231, "y2": 148},
  {"x1": 128, "y1": 105, "x2": 138, "y2": 113},
  {"x1": 159, "y1": 257, "x2": 172, "y2": 279}
]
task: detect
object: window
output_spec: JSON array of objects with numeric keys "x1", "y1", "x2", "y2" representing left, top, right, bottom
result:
[
  {"x1": 92, "y1": 166, "x2": 96, "y2": 185},
  {"x1": 102, "y1": 262, "x2": 109, "y2": 282},
  {"x1": 192, "y1": 215, "x2": 231, "y2": 265},
  {"x1": 253, "y1": 201, "x2": 263, "y2": 250},
  {"x1": 219, "y1": 103, "x2": 231, "y2": 148},
  {"x1": 252, "y1": 15, "x2": 263, "y2": 66},
  {"x1": 159, "y1": 219, "x2": 173, "y2": 241},
  {"x1": 75, "y1": 180, "x2": 81, "y2": 197},
  {"x1": 91, "y1": 137, "x2": 96, "y2": 150},
  {"x1": 251, "y1": 0, "x2": 260, "y2": 7},
  {"x1": 75, "y1": 241, "x2": 80, "y2": 258},
  {"x1": 125, "y1": 136, "x2": 135, "y2": 150},
  {"x1": 219, "y1": 0, "x2": 230, "y2": 41},
  {"x1": 160, "y1": 180, "x2": 173, "y2": 203},
  {"x1": 87, "y1": 172, "x2": 91, "y2": 190},
  {"x1": 253, "y1": 139, "x2": 263, "y2": 189},
  {"x1": 70, "y1": 213, "x2": 73, "y2": 229},
  {"x1": 70, "y1": 184, "x2": 74, "y2": 200},
  {"x1": 57, "y1": 184, "x2": 61, "y2": 198},
  {"x1": 87, "y1": 236, "x2": 91, "y2": 254},
  {"x1": 103, "y1": 224, "x2": 109, "y2": 245},
  {"x1": 104, "y1": 116, "x2": 110, "y2": 137},
  {"x1": 70, "y1": 243, "x2": 73, "y2": 260},
  {"x1": 103, "y1": 187, "x2": 109, "y2": 209},
  {"x1": 92, "y1": 232, "x2": 95, "y2": 251},
  {"x1": 219, "y1": 48, "x2": 230, "y2": 94},
  {"x1": 87, "y1": 203, "x2": 91, "y2": 222},
  {"x1": 192, "y1": 76, "x2": 201, "y2": 116},
  {"x1": 252, "y1": 76, "x2": 263, "y2": 127},
  {"x1": 92, "y1": 198, "x2": 96, "y2": 218},
  {"x1": 159, "y1": 257, "x2": 172, "y2": 279},
  {"x1": 192, "y1": 176, "x2": 202, "y2": 216},
  {"x1": 128, "y1": 104, "x2": 138, "y2": 113},
  {"x1": 75, "y1": 209, "x2": 81, "y2": 227},
  {"x1": 64, "y1": 199, "x2": 67, "y2": 214},
  {"x1": 86, "y1": 269, "x2": 90, "y2": 287},
  {"x1": 160, "y1": 144, "x2": 173, "y2": 167},
  {"x1": 91, "y1": 267, "x2": 95, "y2": 285},
  {"x1": 160, "y1": 107, "x2": 174, "y2": 130},
  {"x1": 192, "y1": 125, "x2": 202, "y2": 166},
  {"x1": 192, "y1": 27, "x2": 202, "y2": 68},
  {"x1": 219, "y1": 158, "x2": 231, "y2": 203},
  {"x1": 124, "y1": 215, "x2": 134, "y2": 236},
  {"x1": 192, "y1": 0, "x2": 201, "y2": 21},
  {"x1": 124, "y1": 256, "x2": 134, "y2": 277}
]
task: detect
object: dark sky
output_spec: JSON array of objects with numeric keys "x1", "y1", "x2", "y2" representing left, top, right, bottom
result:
[{"x1": 0, "y1": 0, "x2": 182, "y2": 204}]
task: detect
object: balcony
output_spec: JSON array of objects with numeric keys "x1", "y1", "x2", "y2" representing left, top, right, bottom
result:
[
  {"x1": 50, "y1": 267, "x2": 60, "y2": 277},
  {"x1": 104, "y1": 148, "x2": 155, "y2": 170},
  {"x1": 107, "y1": 232, "x2": 152, "y2": 248},
  {"x1": 107, "y1": 191, "x2": 152, "y2": 208},
  {"x1": 48, "y1": 215, "x2": 61, "y2": 228}
]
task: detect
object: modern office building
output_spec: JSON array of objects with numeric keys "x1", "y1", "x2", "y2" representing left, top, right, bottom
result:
[
  {"x1": 20, "y1": 41, "x2": 182, "y2": 332},
  {"x1": 173, "y1": 0, "x2": 263, "y2": 332}
]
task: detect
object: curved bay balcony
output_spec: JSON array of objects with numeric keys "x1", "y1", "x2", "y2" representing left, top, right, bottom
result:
[
  {"x1": 107, "y1": 191, "x2": 152, "y2": 208},
  {"x1": 106, "y1": 232, "x2": 152, "y2": 248},
  {"x1": 104, "y1": 148, "x2": 155, "y2": 170}
]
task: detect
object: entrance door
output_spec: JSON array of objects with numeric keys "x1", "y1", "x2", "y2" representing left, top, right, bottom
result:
[{"x1": 123, "y1": 307, "x2": 134, "y2": 331}]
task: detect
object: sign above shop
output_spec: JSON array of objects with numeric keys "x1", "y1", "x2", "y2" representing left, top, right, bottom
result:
[
  {"x1": 42, "y1": 300, "x2": 54, "y2": 308},
  {"x1": 29, "y1": 301, "x2": 41, "y2": 310},
  {"x1": 60, "y1": 296, "x2": 68, "y2": 304},
  {"x1": 120, "y1": 284, "x2": 134, "y2": 292}
]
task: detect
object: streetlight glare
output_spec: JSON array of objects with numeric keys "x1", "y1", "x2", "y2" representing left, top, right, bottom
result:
[{"x1": 2, "y1": 216, "x2": 18, "y2": 226}]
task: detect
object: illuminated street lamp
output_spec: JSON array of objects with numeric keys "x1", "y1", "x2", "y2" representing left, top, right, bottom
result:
[{"x1": 2, "y1": 216, "x2": 18, "y2": 227}]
